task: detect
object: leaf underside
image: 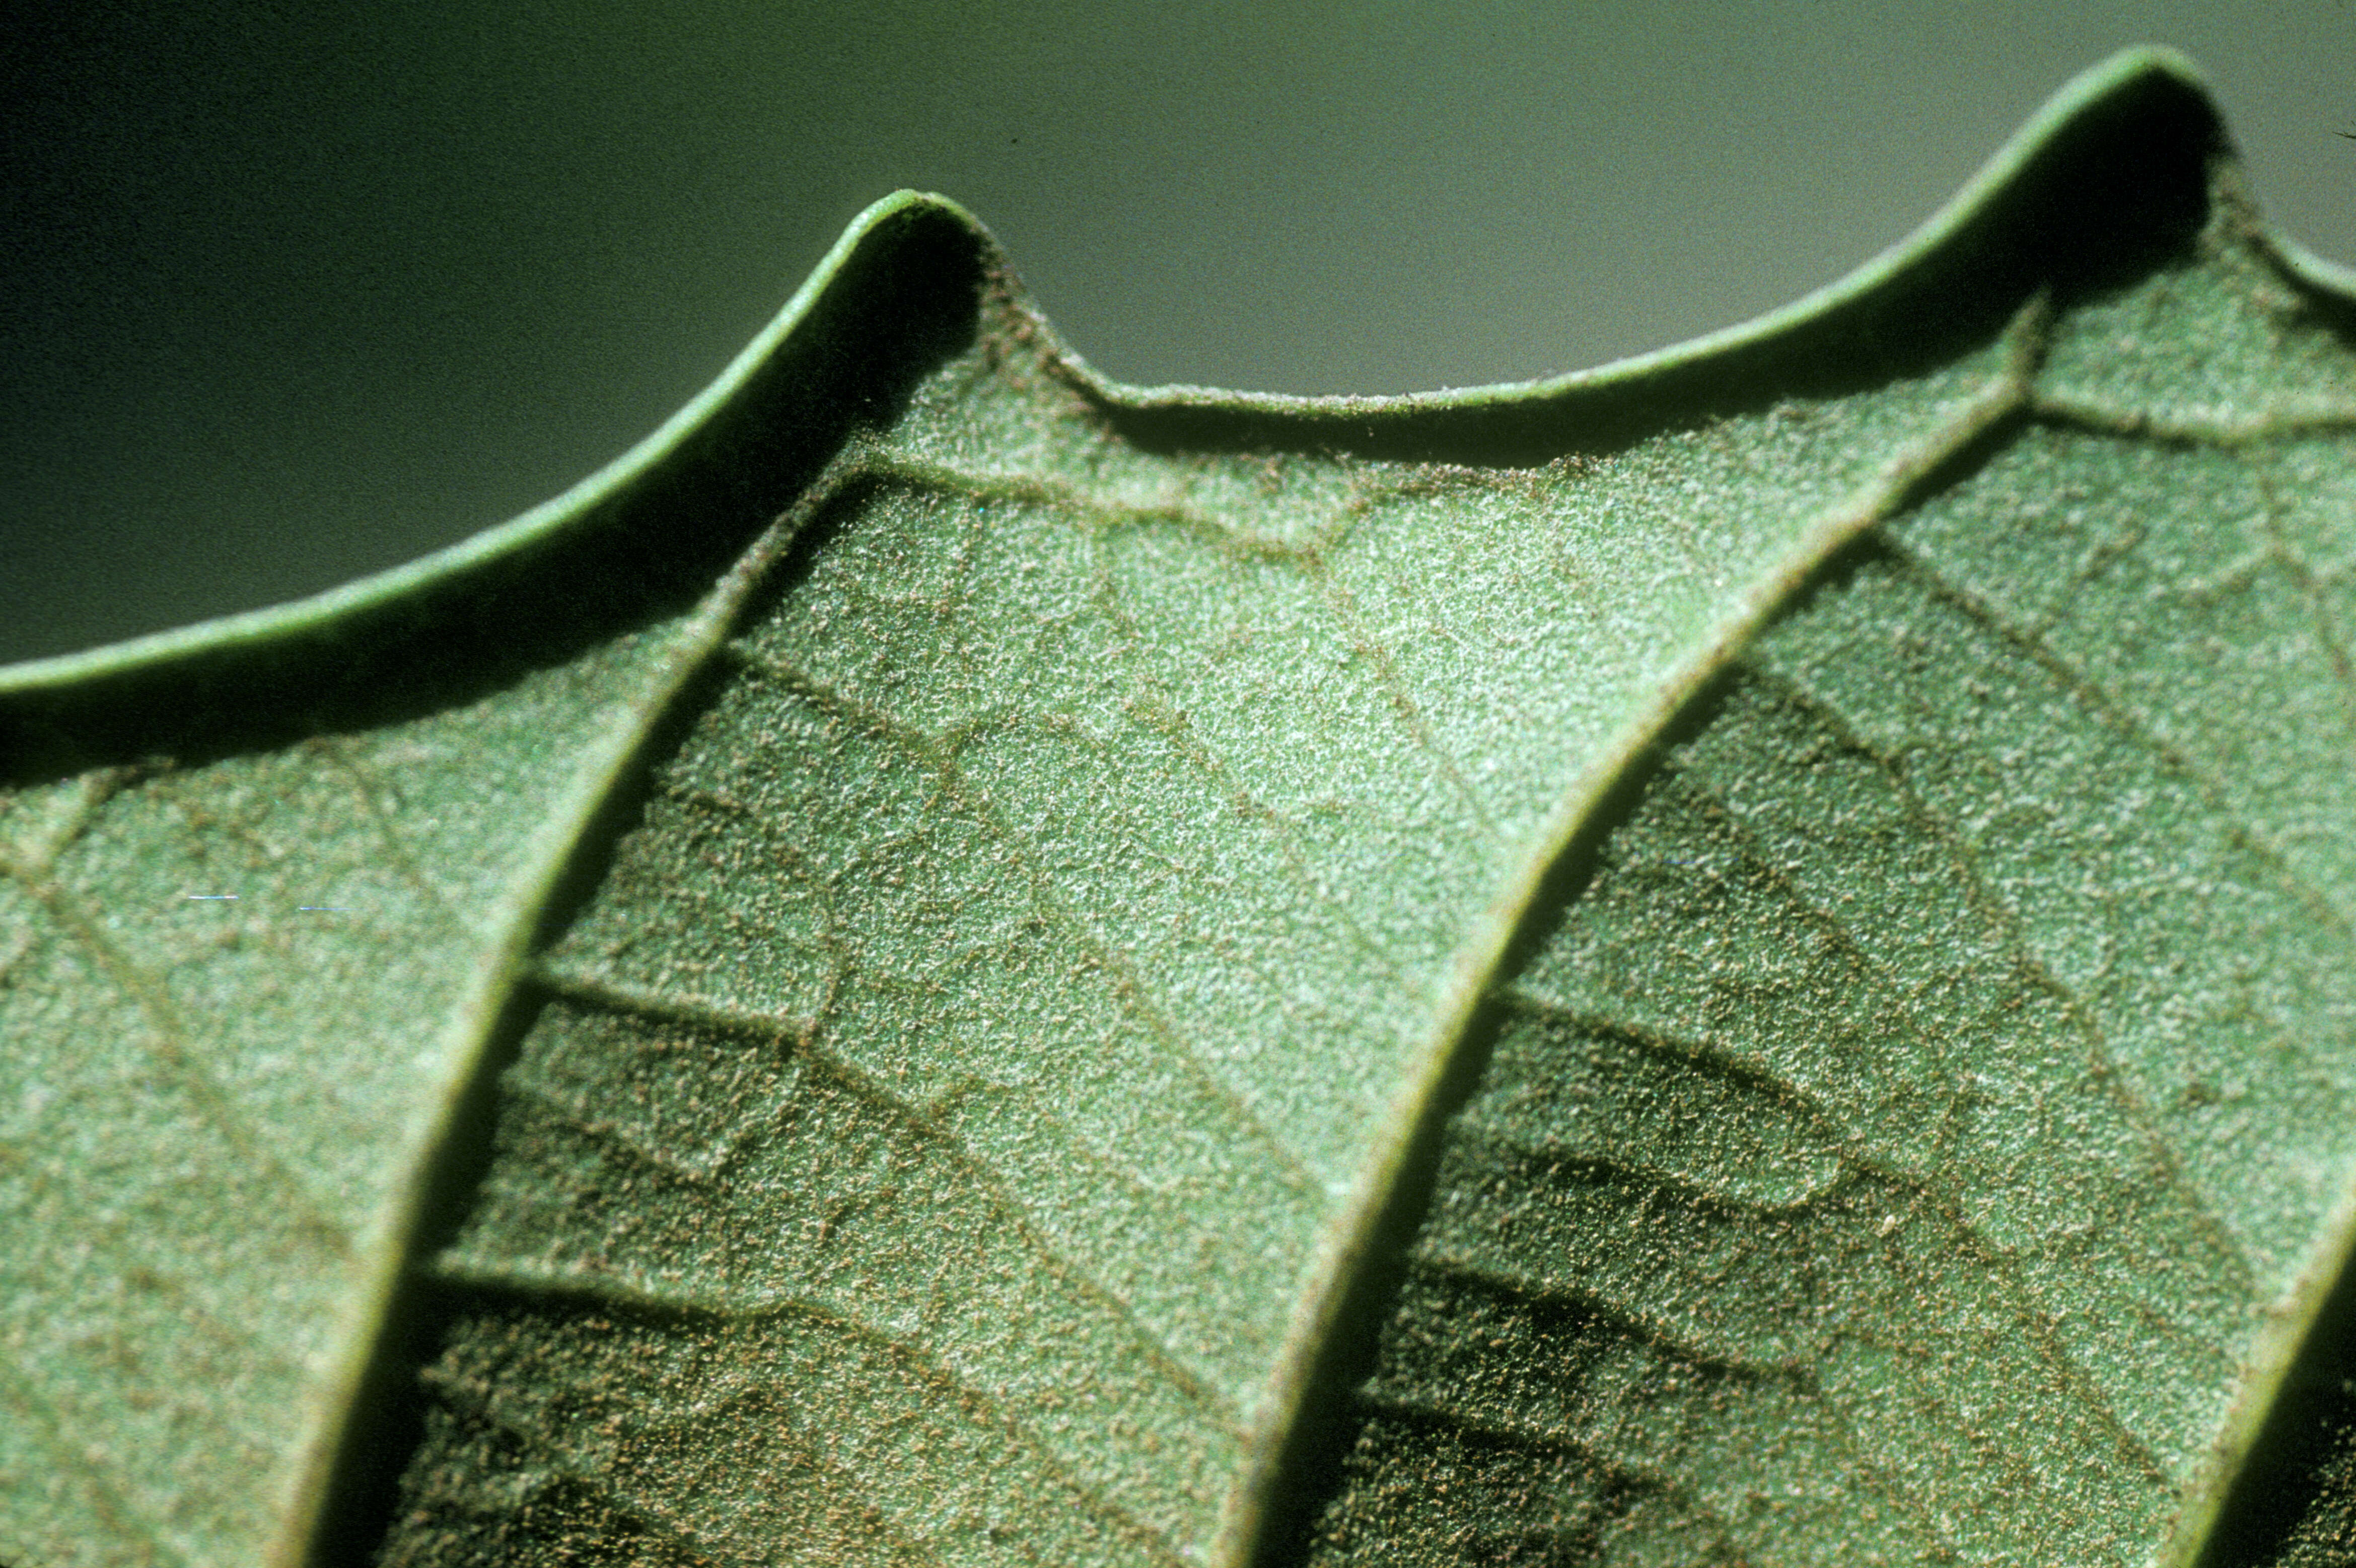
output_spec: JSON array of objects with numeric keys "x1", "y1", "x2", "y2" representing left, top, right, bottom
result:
[{"x1": 6, "y1": 48, "x2": 2356, "y2": 1568}]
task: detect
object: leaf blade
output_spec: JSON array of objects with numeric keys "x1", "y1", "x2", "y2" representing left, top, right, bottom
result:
[{"x1": 7, "y1": 46, "x2": 2356, "y2": 1568}]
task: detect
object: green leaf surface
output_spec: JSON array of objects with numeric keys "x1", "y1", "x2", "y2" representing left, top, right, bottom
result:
[{"x1": 6, "y1": 47, "x2": 2356, "y2": 1568}]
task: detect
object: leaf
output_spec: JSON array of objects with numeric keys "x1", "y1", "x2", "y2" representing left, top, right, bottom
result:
[{"x1": 4, "y1": 45, "x2": 2356, "y2": 1568}]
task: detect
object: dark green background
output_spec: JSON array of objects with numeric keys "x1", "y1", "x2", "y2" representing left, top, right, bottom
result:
[{"x1": 4, "y1": 2, "x2": 2352, "y2": 665}]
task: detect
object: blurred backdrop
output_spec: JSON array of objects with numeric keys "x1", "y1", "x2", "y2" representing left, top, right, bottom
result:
[{"x1": 4, "y1": 1, "x2": 2352, "y2": 664}]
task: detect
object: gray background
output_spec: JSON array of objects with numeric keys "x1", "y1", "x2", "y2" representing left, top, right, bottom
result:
[{"x1": 5, "y1": 1, "x2": 2352, "y2": 664}]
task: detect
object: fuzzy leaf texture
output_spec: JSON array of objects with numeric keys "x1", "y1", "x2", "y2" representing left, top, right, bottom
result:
[{"x1": 6, "y1": 48, "x2": 2356, "y2": 1568}]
